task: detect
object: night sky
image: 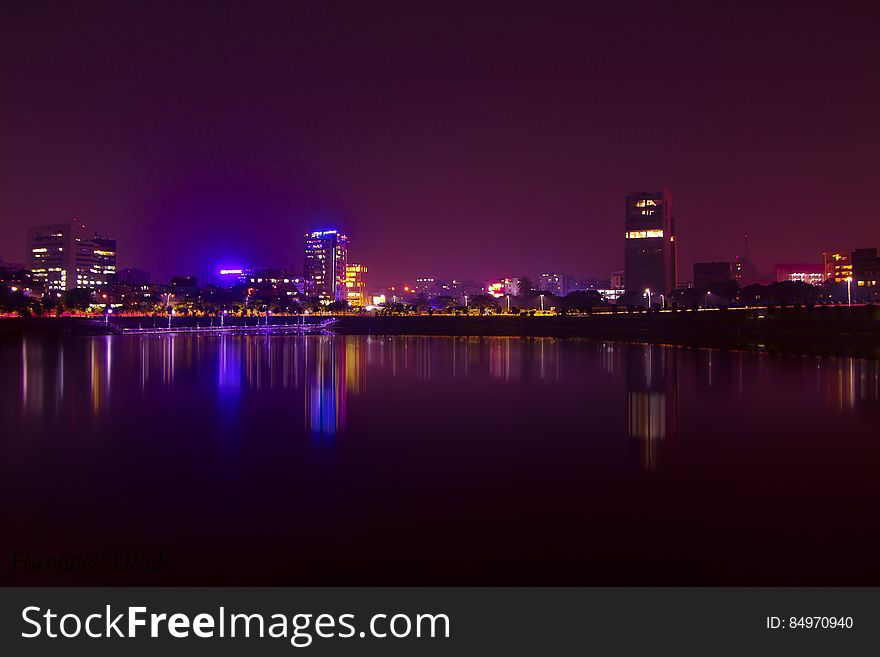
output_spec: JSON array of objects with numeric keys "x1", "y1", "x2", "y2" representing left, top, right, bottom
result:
[{"x1": 2, "y1": 2, "x2": 879, "y2": 286}]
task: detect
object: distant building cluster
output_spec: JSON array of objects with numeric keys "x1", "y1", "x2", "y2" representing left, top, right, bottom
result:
[
  {"x1": 692, "y1": 245, "x2": 879, "y2": 304},
  {"x1": 3, "y1": 194, "x2": 880, "y2": 315},
  {"x1": 27, "y1": 219, "x2": 116, "y2": 292}
]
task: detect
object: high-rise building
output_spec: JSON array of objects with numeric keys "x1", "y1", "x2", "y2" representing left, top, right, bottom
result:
[
  {"x1": 693, "y1": 262, "x2": 732, "y2": 289},
  {"x1": 822, "y1": 252, "x2": 852, "y2": 283},
  {"x1": 345, "y1": 263, "x2": 368, "y2": 307},
  {"x1": 624, "y1": 189, "x2": 677, "y2": 294},
  {"x1": 304, "y1": 229, "x2": 350, "y2": 301},
  {"x1": 27, "y1": 218, "x2": 116, "y2": 292}
]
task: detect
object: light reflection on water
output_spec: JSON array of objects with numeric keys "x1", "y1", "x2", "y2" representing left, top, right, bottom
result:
[
  {"x1": 9, "y1": 334, "x2": 880, "y2": 447},
  {"x1": 4, "y1": 334, "x2": 880, "y2": 585}
]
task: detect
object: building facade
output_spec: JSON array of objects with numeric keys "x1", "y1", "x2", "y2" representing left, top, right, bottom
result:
[
  {"x1": 775, "y1": 263, "x2": 824, "y2": 286},
  {"x1": 485, "y1": 277, "x2": 520, "y2": 298},
  {"x1": 345, "y1": 263, "x2": 368, "y2": 307},
  {"x1": 852, "y1": 248, "x2": 880, "y2": 301},
  {"x1": 304, "y1": 229, "x2": 350, "y2": 301},
  {"x1": 538, "y1": 272, "x2": 570, "y2": 296},
  {"x1": 822, "y1": 252, "x2": 852, "y2": 283},
  {"x1": 27, "y1": 219, "x2": 116, "y2": 292},
  {"x1": 413, "y1": 277, "x2": 438, "y2": 297},
  {"x1": 624, "y1": 190, "x2": 677, "y2": 295}
]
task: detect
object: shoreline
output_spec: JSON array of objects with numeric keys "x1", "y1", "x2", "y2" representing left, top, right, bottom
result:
[{"x1": 2, "y1": 307, "x2": 879, "y2": 358}]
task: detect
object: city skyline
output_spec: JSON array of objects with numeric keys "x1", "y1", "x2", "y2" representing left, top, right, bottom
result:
[
  {"x1": 6, "y1": 2, "x2": 880, "y2": 638},
  {"x1": 10, "y1": 211, "x2": 880, "y2": 298},
  {"x1": 11, "y1": 203, "x2": 878, "y2": 293},
  {"x1": 2, "y1": 4, "x2": 879, "y2": 286}
]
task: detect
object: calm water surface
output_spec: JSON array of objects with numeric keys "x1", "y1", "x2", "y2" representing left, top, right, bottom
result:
[{"x1": 2, "y1": 334, "x2": 880, "y2": 585}]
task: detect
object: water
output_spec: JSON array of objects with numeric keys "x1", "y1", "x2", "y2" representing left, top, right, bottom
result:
[{"x1": 2, "y1": 334, "x2": 880, "y2": 585}]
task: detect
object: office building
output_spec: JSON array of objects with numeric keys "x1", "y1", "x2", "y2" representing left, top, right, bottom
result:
[
  {"x1": 345, "y1": 263, "x2": 368, "y2": 307},
  {"x1": 538, "y1": 273, "x2": 570, "y2": 296},
  {"x1": 245, "y1": 269, "x2": 302, "y2": 300},
  {"x1": 27, "y1": 218, "x2": 116, "y2": 292},
  {"x1": 852, "y1": 248, "x2": 880, "y2": 301},
  {"x1": 624, "y1": 189, "x2": 677, "y2": 294},
  {"x1": 822, "y1": 252, "x2": 852, "y2": 283},
  {"x1": 775, "y1": 263, "x2": 824, "y2": 286},
  {"x1": 304, "y1": 229, "x2": 350, "y2": 301},
  {"x1": 852, "y1": 248, "x2": 879, "y2": 282},
  {"x1": 413, "y1": 277, "x2": 438, "y2": 297},
  {"x1": 693, "y1": 262, "x2": 732, "y2": 289},
  {"x1": 437, "y1": 279, "x2": 479, "y2": 301}
]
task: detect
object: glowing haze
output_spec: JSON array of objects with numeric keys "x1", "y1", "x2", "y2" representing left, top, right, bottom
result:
[{"x1": 1, "y1": 2, "x2": 878, "y2": 286}]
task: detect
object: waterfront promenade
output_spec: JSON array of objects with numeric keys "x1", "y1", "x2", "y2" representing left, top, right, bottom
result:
[{"x1": 2, "y1": 305, "x2": 879, "y2": 357}]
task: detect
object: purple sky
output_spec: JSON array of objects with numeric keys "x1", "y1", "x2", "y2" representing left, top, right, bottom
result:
[{"x1": 2, "y1": 2, "x2": 879, "y2": 286}]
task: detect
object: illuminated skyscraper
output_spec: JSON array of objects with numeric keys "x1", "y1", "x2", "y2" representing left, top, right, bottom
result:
[
  {"x1": 304, "y1": 229, "x2": 350, "y2": 300},
  {"x1": 27, "y1": 218, "x2": 117, "y2": 292},
  {"x1": 624, "y1": 189, "x2": 677, "y2": 295},
  {"x1": 345, "y1": 263, "x2": 368, "y2": 307}
]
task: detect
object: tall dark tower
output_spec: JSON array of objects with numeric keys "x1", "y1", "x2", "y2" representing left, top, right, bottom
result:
[
  {"x1": 733, "y1": 234, "x2": 760, "y2": 285},
  {"x1": 624, "y1": 189, "x2": 677, "y2": 295}
]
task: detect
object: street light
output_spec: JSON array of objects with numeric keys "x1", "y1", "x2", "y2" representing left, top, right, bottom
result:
[
  {"x1": 539, "y1": 294, "x2": 545, "y2": 312},
  {"x1": 846, "y1": 277, "x2": 853, "y2": 306},
  {"x1": 644, "y1": 288, "x2": 652, "y2": 309},
  {"x1": 105, "y1": 307, "x2": 113, "y2": 325},
  {"x1": 221, "y1": 309, "x2": 227, "y2": 328},
  {"x1": 506, "y1": 295, "x2": 510, "y2": 313}
]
